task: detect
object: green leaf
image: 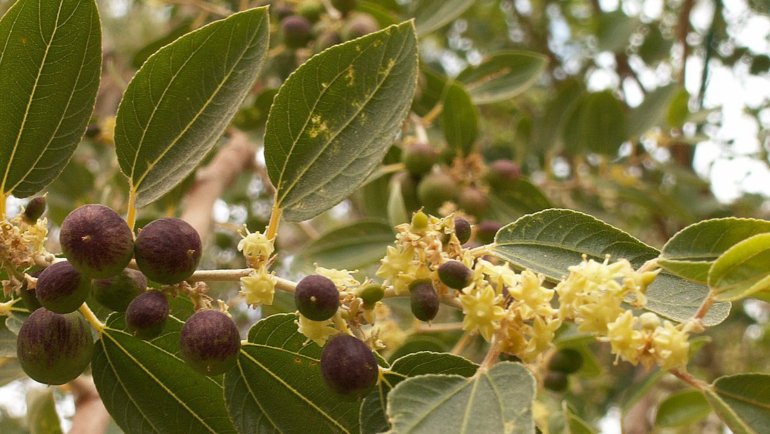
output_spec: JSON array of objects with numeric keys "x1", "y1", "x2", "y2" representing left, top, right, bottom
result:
[
  {"x1": 563, "y1": 91, "x2": 628, "y2": 155},
  {"x1": 660, "y1": 218, "x2": 770, "y2": 283},
  {"x1": 293, "y1": 220, "x2": 393, "y2": 271},
  {"x1": 0, "y1": 317, "x2": 17, "y2": 357},
  {"x1": 115, "y1": 7, "x2": 269, "y2": 207},
  {"x1": 628, "y1": 84, "x2": 679, "y2": 137},
  {"x1": 361, "y1": 351, "x2": 477, "y2": 433},
  {"x1": 596, "y1": 10, "x2": 638, "y2": 53},
  {"x1": 27, "y1": 388, "x2": 63, "y2": 434},
  {"x1": 562, "y1": 403, "x2": 597, "y2": 434},
  {"x1": 441, "y1": 81, "x2": 478, "y2": 156},
  {"x1": 704, "y1": 373, "x2": 770, "y2": 434},
  {"x1": 92, "y1": 327, "x2": 236, "y2": 434},
  {"x1": 264, "y1": 21, "x2": 418, "y2": 222},
  {"x1": 408, "y1": 0, "x2": 474, "y2": 36},
  {"x1": 709, "y1": 233, "x2": 770, "y2": 301},
  {"x1": 457, "y1": 51, "x2": 548, "y2": 105},
  {"x1": 532, "y1": 79, "x2": 584, "y2": 152},
  {"x1": 0, "y1": 0, "x2": 101, "y2": 197},
  {"x1": 654, "y1": 390, "x2": 710, "y2": 428},
  {"x1": 486, "y1": 179, "x2": 553, "y2": 222},
  {"x1": 387, "y1": 177, "x2": 410, "y2": 227},
  {"x1": 387, "y1": 362, "x2": 535, "y2": 434},
  {"x1": 491, "y1": 209, "x2": 730, "y2": 325},
  {"x1": 224, "y1": 313, "x2": 361, "y2": 434}
]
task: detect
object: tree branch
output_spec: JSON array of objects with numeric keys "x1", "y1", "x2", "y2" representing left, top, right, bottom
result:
[{"x1": 68, "y1": 376, "x2": 111, "y2": 434}]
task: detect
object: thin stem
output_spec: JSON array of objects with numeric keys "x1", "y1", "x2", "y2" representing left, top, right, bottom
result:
[
  {"x1": 126, "y1": 188, "x2": 138, "y2": 231},
  {"x1": 0, "y1": 192, "x2": 6, "y2": 220},
  {"x1": 693, "y1": 292, "x2": 715, "y2": 322},
  {"x1": 187, "y1": 268, "x2": 297, "y2": 292},
  {"x1": 451, "y1": 332, "x2": 472, "y2": 355},
  {"x1": 265, "y1": 201, "x2": 282, "y2": 240},
  {"x1": 414, "y1": 322, "x2": 464, "y2": 333},
  {"x1": 79, "y1": 303, "x2": 105, "y2": 334},
  {"x1": 670, "y1": 368, "x2": 707, "y2": 391},
  {"x1": 421, "y1": 103, "x2": 443, "y2": 126},
  {"x1": 479, "y1": 337, "x2": 500, "y2": 371},
  {"x1": 0, "y1": 299, "x2": 20, "y2": 316}
]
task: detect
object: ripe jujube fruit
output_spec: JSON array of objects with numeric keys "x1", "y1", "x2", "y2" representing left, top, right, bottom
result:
[
  {"x1": 59, "y1": 204, "x2": 134, "y2": 278},
  {"x1": 409, "y1": 279, "x2": 439, "y2": 322},
  {"x1": 320, "y1": 334, "x2": 378, "y2": 398},
  {"x1": 134, "y1": 218, "x2": 202, "y2": 284},
  {"x1": 17, "y1": 309, "x2": 94, "y2": 385},
  {"x1": 281, "y1": 15, "x2": 312, "y2": 48},
  {"x1": 476, "y1": 220, "x2": 502, "y2": 245},
  {"x1": 402, "y1": 142, "x2": 437, "y2": 176},
  {"x1": 180, "y1": 310, "x2": 240, "y2": 376},
  {"x1": 22, "y1": 196, "x2": 46, "y2": 223},
  {"x1": 295, "y1": 275, "x2": 339, "y2": 321},
  {"x1": 454, "y1": 217, "x2": 472, "y2": 244},
  {"x1": 543, "y1": 371, "x2": 568, "y2": 392},
  {"x1": 485, "y1": 159, "x2": 520, "y2": 188},
  {"x1": 35, "y1": 261, "x2": 91, "y2": 314},
  {"x1": 547, "y1": 348, "x2": 583, "y2": 374},
  {"x1": 417, "y1": 172, "x2": 455, "y2": 213},
  {"x1": 457, "y1": 187, "x2": 488, "y2": 219},
  {"x1": 342, "y1": 13, "x2": 379, "y2": 40},
  {"x1": 126, "y1": 291, "x2": 169, "y2": 339},
  {"x1": 438, "y1": 261, "x2": 472, "y2": 290},
  {"x1": 92, "y1": 268, "x2": 147, "y2": 312}
]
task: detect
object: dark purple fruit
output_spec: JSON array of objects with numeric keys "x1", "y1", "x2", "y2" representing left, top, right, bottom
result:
[
  {"x1": 17, "y1": 309, "x2": 94, "y2": 385},
  {"x1": 476, "y1": 220, "x2": 502, "y2": 245},
  {"x1": 409, "y1": 279, "x2": 439, "y2": 322},
  {"x1": 134, "y1": 218, "x2": 202, "y2": 284},
  {"x1": 485, "y1": 159, "x2": 521, "y2": 187},
  {"x1": 543, "y1": 370, "x2": 568, "y2": 392},
  {"x1": 438, "y1": 261, "x2": 472, "y2": 290},
  {"x1": 358, "y1": 284, "x2": 384, "y2": 309},
  {"x1": 126, "y1": 291, "x2": 169, "y2": 339},
  {"x1": 22, "y1": 197, "x2": 46, "y2": 222},
  {"x1": 180, "y1": 310, "x2": 240, "y2": 376},
  {"x1": 320, "y1": 334, "x2": 378, "y2": 398},
  {"x1": 59, "y1": 204, "x2": 134, "y2": 279},
  {"x1": 295, "y1": 275, "x2": 339, "y2": 321},
  {"x1": 402, "y1": 142, "x2": 438, "y2": 176},
  {"x1": 281, "y1": 15, "x2": 312, "y2": 48},
  {"x1": 454, "y1": 218, "x2": 472, "y2": 244},
  {"x1": 93, "y1": 268, "x2": 147, "y2": 312},
  {"x1": 457, "y1": 187, "x2": 488, "y2": 218},
  {"x1": 417, "y1": 172, "x2": 455, "y2": 212},
  {"x1": 342, "y1": 13, "x2": 379, "y2": 40},
  {"x1": 547, "y1": 348, "x2": 583, "y2": 374},
  {"x1": 35, "y1": 262, "x2": 90, "y2": 314},
  {"x1": 331, "y1": 0, "x2": 357, "y2": 16}
]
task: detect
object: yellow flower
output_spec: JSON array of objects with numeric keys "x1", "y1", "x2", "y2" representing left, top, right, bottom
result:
[
  {"x1": 603, "y1": 311, "x2": 645, "y2": 365},
  {"x1": 316, "y1": 266, "x2": 359, "y2": 290},
  {"x1": 651, "y1": 321, "x2": 690, "y2": 370},
  {"x1": 376, "y1": 245, "x2": 417, "y2": 294},
  {"x1": 459, "y1": 284, "x2": 506, "y2": 341},
  {"x1": 239, "y1": 266, "x2": 276, "y2": 307},
  {"x1": 296, "y1": 314, "x2": 338, "y2": 346},
  {"x1": 238, "y1": 229, "x2": 274, "y2": 267},
  {"x1": 508, "y1": 270, "x2": 554, "y2": 320}
]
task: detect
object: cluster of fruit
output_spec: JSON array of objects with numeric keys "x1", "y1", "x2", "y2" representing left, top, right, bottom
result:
[
  {"x1": 276, "y1": 0, "x2": 378, "y2": 51},
  {"x1": 15, "y1": 204, "x2": 240, "y2": 384}
]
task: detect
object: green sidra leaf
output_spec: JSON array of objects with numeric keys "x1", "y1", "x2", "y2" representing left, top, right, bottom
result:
[
  {"x1": 0, "y1": 0, "x2": 101, "y2": 198},
  {"x1": 115, "y1": 7, "x2": 269, "y2": 207},
  {"x1": 264, "y1": 21, "x2": 418, "y2": 222},
  {"x1": 386, "y1": 362, "x2": 535, "y2": 434},
  {"x1": 660, "y1": 217, "x2": 770, "y2": 284},
  {"x1": 457, "y1": 51, "x2": 548, "y2": 105},
  {"x1": 92, "y1": 326, "x2": 236, "y2": 434},
  {"x1": 491, "y1": 209, "x2": 730, "y2": 325},
  {"x1": 441, "y1": 81, "x2": 478, "y2": 156},
  {"x1": 293, "y1": 219, "x2": 394, "y2": 272},
  {"x1": 709, "y1": 233, "x2": 770, "y2": 301},
  {"x1": 654, "y1": 390, "x2": 710, "y2": 428},
  {"x1": 408, "y1": 0, "x2": 475, "y2": 36},
  {"x1": 27, "y1": 388, "x2": 63, "y2": 434},
  {"x1": 224, "y1": 313, "x2": 361, "y2": 434},
  {"x1": 704, "y1": 373, "x2": 770, "y2": 434}
]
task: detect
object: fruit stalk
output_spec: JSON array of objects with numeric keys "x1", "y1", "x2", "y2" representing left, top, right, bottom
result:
[
  {"x1": 126, "y1": 188, "x2": 138, "y2": 231},
  {"x1": 78, "y1": 302, "x2": 105, "y2": 333}
]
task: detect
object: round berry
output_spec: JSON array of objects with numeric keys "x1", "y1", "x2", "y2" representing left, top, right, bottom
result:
[
  {"x1": 281, "y1": 15, "x2": 313, "y2": 48},
  {"x1": 454, "y1": 217, "x2": 472, "y2": 245},
  {"x1": 320, "y1": 334, "x2": 378, "y2": 398},
  {"x1": 35, "y1": 261, "x2": 91, "y2": 314},
  {"x1": 417, "y1": 172, "x2": 455, "y2": 212},
  {"x1": 22, "y1": 196, "x2": 46, "y2": 222},
  {"x1": 476, "y1": 220, "x2": 502, "y2": 245},
  {"x1": 180, "y1": 310, "x2": 241, "y2": 376},
  {"x1": 402, "y1": 142, "x2": 437, "y2": 176},
  {"x1": 134, "y1": 218, "x2": 202, "y2": 284},
  {"x1": 295, "y1": 275, "x2": 340, "y2": 321},
  {"x1": 126, "y1": 291, "x2": 169, "y2": 339},
  {"x1": 485, "y1": 159, "x2": 520, "y2": 187},
  {"x1": 92, "y1": 268, "x2": 147, "y2": 312},
  {"x1": 457, "y1": 187, "x2": 488, "y2": 218},
  {"x1": 59, "y1": 204, "x2": 134, "y2": 278},
  {"x1": 409, "y1": 279, "x2": 439, "y2": 322},
  {"x1": 438, "y1": 261, "x2": 472, "y2": 290},
  {"x1": 543, "y1": 371, "x2": 568, "y2": 392},
  {"x1": 358, "y1": 284, "x2": 384, "y2": 309}
]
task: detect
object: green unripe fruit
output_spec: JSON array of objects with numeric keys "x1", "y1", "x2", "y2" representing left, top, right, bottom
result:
[
  {"x1": 297, "y1": 0, "x2": 323, "y2": 22},
  {"x1": 180, "y1": 310, "x2": 241, "y2": 376},
  {"x1": 59, "y1": 204, "x2": 134, "y2": 279},
  {"x1": 18, "y1": 270, "x2": 42, "y2": 312},
  {"x1": 295, "y1": 275, "x2": 340, "y2": 321},
  {"x1": 547, "y1": 348, "x2": 583, "y2": 374},
  {"x1": 342, "y1": 13, "x2": 379, "y2": 40},
  {"x1": 454, "y1": 218, "x2": 472, "y2": 244},
  {"x1": 92, "y1": 268, "x2": 147, "y2": 312},
  {"x1": 22, "y1": 196, "x2": 46, "y2": 222},
  {"x1": 409, "y1": 279, "x2": 439, "y2": 322},
  {"x1": 543, "y1": 371, "x2": 568, "y2": 392},
  {"x1": 134, "y1": 218, "x2": 202, "y2": 284},
  {"x1": 457, "y1": 187, "x2": 488, "y2": 218},
  {"x1": 476, "y1": 220, "x2": 502, "y2": 245},
  {"x1": 438, "y1": 261, "x2": 472, "y2": 290},
  {"x1": 485, "y1": 159, "x2": 520, "y2": 188},
  {"x1": 358, "y1": 284, "x2": 384, "y2": 309},
  {"x1": 281, "y1": 15, "x2": 313, "y2": 48},
  {"x1": 35, "y1": 262, "x2": 90, "y2": 314},
  {"x1": 417, "y1": 172, "x2": 455, "y2": 212},
  {"x1": 315, "y1": 30, "x2": 343, "y2": 51},
  {"x1": 410, "y1": 210, "x2": 429, "y2": 232},
  {"x1": 17, "y1": 309, "x2": 94, "y2": 385},
  {"x1": 331, "y1": 0, "x2": 357, "y2": 16},
  {"x1": 402, "y1": 142, "x2": 438, "y2": 176},
  {"x1": 126, "y1": 291, "x2": 169, "y2": 339},
  {"x1": 273, "y1": 3, "x2": 294, "y2": 21},
  {"x1": 320, "y1": 334, "x2": 378, "y2": 398},
  {"x1": 395, "y1": 172, "x2": 420, "y2": 213}
]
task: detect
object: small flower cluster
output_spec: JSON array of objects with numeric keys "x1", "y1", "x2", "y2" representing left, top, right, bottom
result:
[
  {"x1": 237, "y1": 228, "x2": 277, "y2": 307},
  {"x1": 1, "y1": 214, "x2": 52, "y2": 297}
]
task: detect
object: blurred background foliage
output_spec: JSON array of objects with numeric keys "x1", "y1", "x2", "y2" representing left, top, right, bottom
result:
[{"x1": 0, "y1": 0, "x2": 768, "y2": 432}]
